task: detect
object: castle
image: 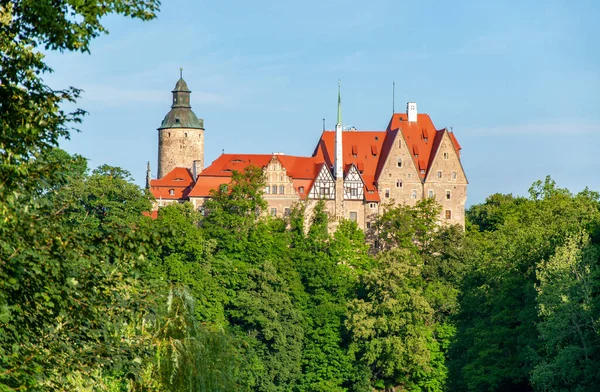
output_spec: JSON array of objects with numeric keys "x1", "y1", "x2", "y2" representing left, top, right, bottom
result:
[{"x1": 148, "y1": 75, "x2": 468, "y2": 230}]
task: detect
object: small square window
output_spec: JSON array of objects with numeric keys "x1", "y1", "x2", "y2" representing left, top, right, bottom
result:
[
  {"x1": 428, "y1": 190, "x2": 434, "y2": 198},
  {"x1": 299, "y1": 186, "x2": 304, "y2": 194},
  {"x1": 169, "y1": 189, "x2": 175, "y2": 196},
  {"x1": 284, "y1": 208, "x2": 291, "y2": 216},
  {"x1": 349, "y1": 212, "x2": 357, "y2": 222},
  {"x1": 443, "y1": 152, "x2": 449, "y2": 160},
  {"x1": 369, "y1": 203, "x2": 377, "y2": 209},
  {"x1": 446, "y1": 191, "x2": 451, "y2": 200}
]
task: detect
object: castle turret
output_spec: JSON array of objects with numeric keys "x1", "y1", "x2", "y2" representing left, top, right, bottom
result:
[{"x1": 157, "y1": 69, "x2": 205, "y2": 179}]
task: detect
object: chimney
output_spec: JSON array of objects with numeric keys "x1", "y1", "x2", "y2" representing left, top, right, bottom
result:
[
  {"x1": 192, "y1": 160, "x2": 202, "y2": 181},
  {"x1": 407, "y1": 102, "x2": 417, "y2": 122}
]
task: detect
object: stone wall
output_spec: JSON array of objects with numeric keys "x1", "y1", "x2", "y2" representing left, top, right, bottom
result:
[{"x1": 158, "y1": 127, "x2": 204, "y2": 178}]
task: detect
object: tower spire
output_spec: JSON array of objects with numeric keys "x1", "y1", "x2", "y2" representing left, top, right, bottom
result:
[
  {"x1": 334, "y1": 81, "x2": 343, "y2": 180},
  {"x1": 336, "y1": 80, "x2": 342, "y2": 126}
]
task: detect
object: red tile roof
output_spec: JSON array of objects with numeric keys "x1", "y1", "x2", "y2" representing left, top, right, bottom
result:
[{"x1": 149, "y1": 167, "x2": 194, "y2": 199}]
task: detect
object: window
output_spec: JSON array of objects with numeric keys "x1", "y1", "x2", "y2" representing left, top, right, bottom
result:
[
  {"x1": 443, "y1": 152, "x2": 449, "y2": 160},
  {"x1": 270, "y1": 208, "x2": 277, "y2": 216},
  {"x1": 408, "y1": 173, "x2": 412, "y2": 179},
  {"x1": 411, "y1": 190, "x2": 417, "y2": 199},
  {"x1": 299, "y1": 186, "x2": 305, "y2": 194},
  {"x1": 169, "y1": 189, "x2": 175, "y2": 196},
  {"x1": 385, "y1": 189, "x2": 390, "y2": 198},
  {"x1": 265, "y1": 186, "x2": 270, "y2": 194},
  {"x1": 272, "y1": 185, "x2": 277, "y2": 194},
  {"x1": 420, "y1": 169, "x2": 425, "y2": 174},
  {"x1": 428, "y1": 190, "x2": 434, "y2": 198},
  {"x1": 446, "y1": 190, "x2": 451, "y2": 200},
  {"x1": 452, "y1": 171, "x2": 457, "y2": 180},
  {"x1": 369, "y1": 203, "x2": 377, "y2": 209},
  {"x1": 398, "y1": 140, "x2": 402, "y2": 148},
  {"x1": 366, "y1": 221, "x2": 371, "y2": 229},
  {"x1": 349, "y1": 212, "x2": 357, "y2": 222},
  {"x1": 280, "y1": 174, "x2": 283, "y2": 182},
  {"x1": 184, "y1": 133, "x2": 188, "y2": 137},
  {"x1": 397, "y1": 158, "x2": 402, "y2": 168},
  {"x1": 437, "y1": 170, "x2": 442, "y2": 179},
  {"x1": 320, "y1": 187, "x2": 330, "y2": 196},
  {"x1": 445, "y1": 210, "x2": 452, "y2": 219},
  {"x1": 284, "y1": 208, "x2": 291, "y2": 216},
  {"x1": 351, "y1": 187, "x2": 358, "y2": 196},
  {"x1": 396, "y1": 179, "x2": 403, "y2": 188},
  {"x1": 279, "y1": 185, "x2": 284, "y2": 194}
]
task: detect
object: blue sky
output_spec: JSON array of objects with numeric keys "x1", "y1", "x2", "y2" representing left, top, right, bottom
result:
[{"x1": 44, "y1": 0, "x2": 600, "y2": 206}]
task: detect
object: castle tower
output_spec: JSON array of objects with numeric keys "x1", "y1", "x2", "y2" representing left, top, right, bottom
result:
[{"x1": 157, "y1": 70, "x2": 205, "y2": 179}]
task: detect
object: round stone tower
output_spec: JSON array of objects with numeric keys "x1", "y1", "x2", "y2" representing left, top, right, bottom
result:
[{"x1": 157, "y1": 72, "x2": 205, "y2": 179}]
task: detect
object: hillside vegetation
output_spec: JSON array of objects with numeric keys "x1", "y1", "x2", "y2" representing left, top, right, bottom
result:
[{"x1": 2, "y1": 1, "x2": 600, "y2": 390}]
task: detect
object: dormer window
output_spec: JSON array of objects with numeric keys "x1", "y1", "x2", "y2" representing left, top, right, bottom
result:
[
  {"x1": 298, "y1": 186, "x2": 305, "y2": 194},
  {"x1": 420, "y1": 169, "x2": 425, "y2": 174},
  {"x1": 169, "y1": 189, "x2": 175, "y2": 196}
]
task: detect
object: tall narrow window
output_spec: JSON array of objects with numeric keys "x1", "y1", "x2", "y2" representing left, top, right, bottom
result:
[
  {"x1": 445, "y1": 210, "x2": 452, "y2": 219},
  {"x1": 385, "y1": 189, "x2": 390, "y2": 198},
  {"x1": 272, "y1": 185, "x2": 277, "y2": 194},
  {"x1": 397, "y1": 158, "x2": 402, "y2": 168},
  {"x1": 279, "y1": 185, "x2": 284, "y2": 194},
  {"x1": 298, "y1": 186, "x2": 305, "y2": 194},
  {"x1": 446, "y1": 190, "x2": 451, "y2": 200},
  {"x1": 452, "y1": 171, "x2": 457, "y2": 180},
  {"x1": 398, "y1": 140, "x2": 402, "y2": 148},
  {"x1": 428, "y1": 190, "x2": 434, "y2": 198},
  {"x1": 270, "y1": 208, "x2": 277, "y2": 216},
  {"x1": 443, "y1": 152, "x2": 449, "y2": 160},
  {"x1": 265, "y1": 186, "x2": 270, "y2": 194},
  {"x1": 437, "y1": 170, "x2": 442, "y2": 179},
  {"x1": 411, "y1": 190, "x2": 417, "y2": 199}
]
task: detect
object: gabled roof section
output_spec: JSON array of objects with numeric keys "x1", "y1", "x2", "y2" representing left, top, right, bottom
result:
[
  {"x1": 313, "y1": 130, "x2": 386, "y2": 197},
  {"x1": 385, "y1": 112, "x2": 462, "y2": 179},
  {"x1": 149, "y1": 167, "x2": 194, "y2": 200}
]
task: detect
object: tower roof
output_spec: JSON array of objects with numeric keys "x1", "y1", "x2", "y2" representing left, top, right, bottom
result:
[
  {"x1": 159, "y1": 71, "x2": 204, "y2": 130},
  {"x1": 173, "y1": 77, "x2": 190, "y2": 93}
]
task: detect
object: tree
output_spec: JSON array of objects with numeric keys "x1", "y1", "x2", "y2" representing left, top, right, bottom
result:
[
  {"x1": 531, "y1": 232, "x2": 600, "y2": 391},
  {"x1": 346, "y1": 249, "x2": 448, "y2": 391}
]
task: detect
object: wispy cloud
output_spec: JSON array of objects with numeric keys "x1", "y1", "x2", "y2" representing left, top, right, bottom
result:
[{"x1": 463, "y1": 121, "x2": 600, "y2": 135}]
